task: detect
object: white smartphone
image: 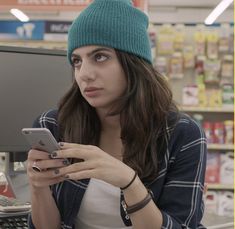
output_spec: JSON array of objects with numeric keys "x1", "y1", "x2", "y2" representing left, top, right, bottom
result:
[{"x1": 21, "y1": 128, "x2": 60, "y2": 153}]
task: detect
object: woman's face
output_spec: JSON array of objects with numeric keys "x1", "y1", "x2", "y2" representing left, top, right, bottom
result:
[{"x1": 71, "y1": 45, "x2": 127, "y2": 111}]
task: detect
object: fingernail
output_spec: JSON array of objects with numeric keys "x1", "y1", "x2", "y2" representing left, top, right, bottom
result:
[
  {"x1": 50, "y1": 151, "x2": 57, "y2": 158},
  {"x1": 62, "y1": 159, "x2": 69, "y2": 165},
  {"x1": 54, "y1": 169, "x2": 60, "y2": 175},
  {"x1": 59, "y1": 142, "x2": 64, "y2": 147}
]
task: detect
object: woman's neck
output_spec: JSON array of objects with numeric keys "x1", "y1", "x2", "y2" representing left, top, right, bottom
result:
[
  {"x1": 96, "y1": 109, "x2": 121, "y2": 133},
  {"x1": 97, "y1": 111, "x2": 123, "y2": 160}
]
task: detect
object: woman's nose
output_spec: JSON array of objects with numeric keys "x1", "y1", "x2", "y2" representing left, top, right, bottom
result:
[{"x1": 77, "y1": 61, "x2": 96, "y2": 81}]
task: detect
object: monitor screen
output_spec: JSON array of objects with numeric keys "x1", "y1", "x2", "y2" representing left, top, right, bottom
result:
[{"x1": 0, "y1": 46, "x2": 72, "y2": 152}]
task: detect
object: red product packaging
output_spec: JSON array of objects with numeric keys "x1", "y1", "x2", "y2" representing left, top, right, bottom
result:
[
  {"x1": 203, "y1": 122, "x2": 214, "y2": 143},
  {"x1": 214, "y1": 122, "x2": 225, "y2": 144},
  {"x1": 205, "y1": 152, "x2": 220, "y2": 184}
]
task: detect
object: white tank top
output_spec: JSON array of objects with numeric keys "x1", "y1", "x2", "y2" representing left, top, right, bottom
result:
[{"x1": 75, "y1": 178, "x2": 132, "y2": 229}]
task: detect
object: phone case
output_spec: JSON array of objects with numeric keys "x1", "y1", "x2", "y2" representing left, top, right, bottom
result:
[{"x1": 21, "y1": 128, "x2": 60, "y2": 153}]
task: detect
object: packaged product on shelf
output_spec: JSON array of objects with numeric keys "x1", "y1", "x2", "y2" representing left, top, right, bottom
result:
[
  {"x1": 205, "y1": 152, "x2": 220, "y2": 184},
  {"x1": 157, "y1": 24, "x2": 174, "y2": 55},
  {"x1": 218, "y1": 23, "x2": 230, "y2": 53},
  {"x1": 217, "y1": 191, "x2": 234, "y2": 217},
  {"x1": 195, "y1": 73, "x2": 204, "y2": 85},
  {"x1": 192, "y1": 113, "x2": 204, "y2": 126},
  {"x1": 228, "y1": 33, "x2": 234, "y2": 54},
  {"x1": 197, "y1": 83, "x2": 207, "y2": 107},
  {"x1": 183, "y1": 46, "x2": 195, "y2": 68},
  {"x1": 213, "y1": 122, "x2": 225, "y2": 144},
  {"x1": 203, "y1": 121, "x2": 214, "y2": 143},
  {"x1": 155, "y1": 56, "x2": 168, "y2": 76},
  {"x1": 220, "y1": 152, "x2": 234, "y2": 185},
  {"x1": 169, "y1": 52, "x2": 184, "y2": 79},
  {"x1": 206, "y1": 31, "x2": 219, "y2": 59},
  {"x1": 195, "y1": 56, "x2": 206, "y2": 75},
  {"x1": 224, "y1": 120, "x2": 234, "y2": 144},
  {"x1": 222, "y1": 83, "x2": 234, "y2": 108},
  {"x1": 182, "y1": 85, "x2": 198, "y2": 106},
  {"x1": 221, "y1": 55, "x2": 233, "y2": 78},
  {"x1": 194, "y1": 25, "x2": 206, "y2": 56},
  {"x1": 205, "y1": 191, "x2": 219, "y2": 215},
  {"x1": 206, "y1": 89, "x2": 222, "y2": 107},
  {"x1": 204, "y1": 59, "x2": 221, "y2": 84},
  {"x1": 174, "y1": 24, "x2": 185, "y2": 51}
]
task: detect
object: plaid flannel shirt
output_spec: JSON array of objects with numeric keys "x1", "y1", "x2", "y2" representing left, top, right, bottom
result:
[{"x1": 29, "y1": 109, "x2": 207, "y2": 229}]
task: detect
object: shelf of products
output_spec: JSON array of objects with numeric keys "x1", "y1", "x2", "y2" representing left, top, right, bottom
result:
[
  {"x1": 149, "y1": 23, "x2": 234, "y2": 218},
  {"x1": 207, "y1": 144, "x2": 234, "y2": 151},
  {"x1": 207, "y1": 184, "x2": 234, "y2": 190},
  {"x1": 0, "y1": 40, "x2": 67, "y2": 50},
  {"x1": 181, "y1": 106, "x2": 234, "y2": 113}
]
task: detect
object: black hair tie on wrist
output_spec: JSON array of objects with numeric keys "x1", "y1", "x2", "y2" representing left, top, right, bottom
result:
[
  {"x1": 125, "y1": 189, "x2": 154, "y2": 215},
  {"x1": 120, "y1": 171, "x2": 138, "y2": 191}
]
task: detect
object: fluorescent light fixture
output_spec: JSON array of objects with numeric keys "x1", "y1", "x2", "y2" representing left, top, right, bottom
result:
[
  {"x1": 204, "y1": 0, "x2": 233, "y2": 25},
  {"x1": 10, "y1": 9, "x2": 29, "y2": 22}
]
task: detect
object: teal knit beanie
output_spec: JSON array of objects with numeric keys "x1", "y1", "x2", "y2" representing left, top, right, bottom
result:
[{"x1": 67, "y1": 0, "x2": 152, "y2": 64}]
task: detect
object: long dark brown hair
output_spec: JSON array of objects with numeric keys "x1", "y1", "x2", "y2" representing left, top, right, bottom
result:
[{"x1": 58, "y1": 50, "x2": 179, "y2": 183}]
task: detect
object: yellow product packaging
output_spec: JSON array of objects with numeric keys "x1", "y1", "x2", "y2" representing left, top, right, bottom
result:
[
  {"x1": 197, "y1": 83, "x2": 207, "y2": 107},
  {"x1": 224, "y1": 120, "x2": 234, "y2": 144},
  {"x1": 155, "y1": 56, "x2": 168, "y2": 76},
  {"x1": 157, "y1": 24, "x2": 174, "y2": 55},
  {"x1": 207, "y1": 31, "x2": 219, "y2": 59},
  {"x1": 221, "y1": 55, "x2": 233, "y2": 78},
  {"x1": 204, "y1": 59, "x2": 221, "y2": 84},
  {"x1": 194, "y1": 29, "x2": 206, "y2": 56},
  {"x1": 183, "y1": 46, "x2": 195, "y2": 68},
  {"x1": 169, "y1": 52, "x2": 184, "y2": 79},
  {"x1": 219, "y1": 23, "x2": 231, "y2": 53},
  {"x1": 206, "y1": 89, "x2": 222, "y2": 107},
  {"x1": 174, "y1": 24, "x2": 185, "y2": 51}
]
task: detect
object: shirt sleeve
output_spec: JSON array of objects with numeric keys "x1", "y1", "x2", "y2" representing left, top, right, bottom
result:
[
  {"x1": 158, "y1": 116, "x2": 207, "y2": 229},
  {"x1": 32, "y1": 109, "x2": 59, "y2": 139},
  {"x1": 28, "y1": 215, "x2": 36, "y2": 229}
]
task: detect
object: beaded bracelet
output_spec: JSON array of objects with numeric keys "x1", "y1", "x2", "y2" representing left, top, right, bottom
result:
[
  {"x1": 120, "y1": 171, "x2": 138, "y2": 190},
  {"x1": 124, "y1": 189, "x2": 153, "y2": 215}
]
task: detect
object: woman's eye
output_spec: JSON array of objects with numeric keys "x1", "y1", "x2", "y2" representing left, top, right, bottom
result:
[
  {"x1": 72, "y1": 58, "x2": 81, "y2": 67},
  {"x1": 95, "y1": 54, "x2": 108, "y2": 62}
]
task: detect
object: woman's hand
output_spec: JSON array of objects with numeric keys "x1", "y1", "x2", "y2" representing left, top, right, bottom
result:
[
  {"x1": 27, "y1": 149, "x2": 68, "y2": 188},
  {"x1": 50, "y1": 142, "x2": 135, "y2": 188}
]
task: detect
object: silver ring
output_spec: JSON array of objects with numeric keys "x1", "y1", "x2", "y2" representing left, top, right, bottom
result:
[{"x1": 32, "y1": 161, "x2": 42, "y2": 172}]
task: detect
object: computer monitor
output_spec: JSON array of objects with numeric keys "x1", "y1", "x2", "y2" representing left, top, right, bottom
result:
[{"x1": 0, "y1": 46, "x2": 72, "y2": 154}]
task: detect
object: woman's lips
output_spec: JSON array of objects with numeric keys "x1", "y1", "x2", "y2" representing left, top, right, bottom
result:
[{"x1": 84, "y1": 87, "x2": 102, "y2": 97}]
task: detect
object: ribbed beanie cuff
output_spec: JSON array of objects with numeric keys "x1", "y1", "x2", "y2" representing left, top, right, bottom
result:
[{"x1": 67, "y1": 0, "x2": 152, "y2": 64}]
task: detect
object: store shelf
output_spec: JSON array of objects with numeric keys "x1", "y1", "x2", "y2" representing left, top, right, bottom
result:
[
  {"x1": 0, "y1": 40, "x2": 67, "y2": 50},
  {"x1": 181, "y1": 106, "x2": 234, "y2": 113},
  {"x1": 208, "y1": 144, "x2": 234, "y2": 151},
  {"x1": 207, "y1": 184, "x2": 234, "y2": 190}
]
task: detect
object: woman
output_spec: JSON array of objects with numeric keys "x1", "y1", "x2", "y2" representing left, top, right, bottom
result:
[{"x1": 27, "y1": 0, "x2": 207, "y2": 228}]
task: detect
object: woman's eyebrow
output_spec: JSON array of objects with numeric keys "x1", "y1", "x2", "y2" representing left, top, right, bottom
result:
[
  {"x1": 72, "y1": 47, "x2": 113, "y2": 58},
  {"x1": 71, "y1": 53, "x2": 80, "y2": 59}
]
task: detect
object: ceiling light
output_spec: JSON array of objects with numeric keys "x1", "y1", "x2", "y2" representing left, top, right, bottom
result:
[
  {"x1": 10, "y1": 9, "x2": 30, "y2": 22},
  {"x1": 204, "y1": 0, "x2": 233, "y2": 25}
]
